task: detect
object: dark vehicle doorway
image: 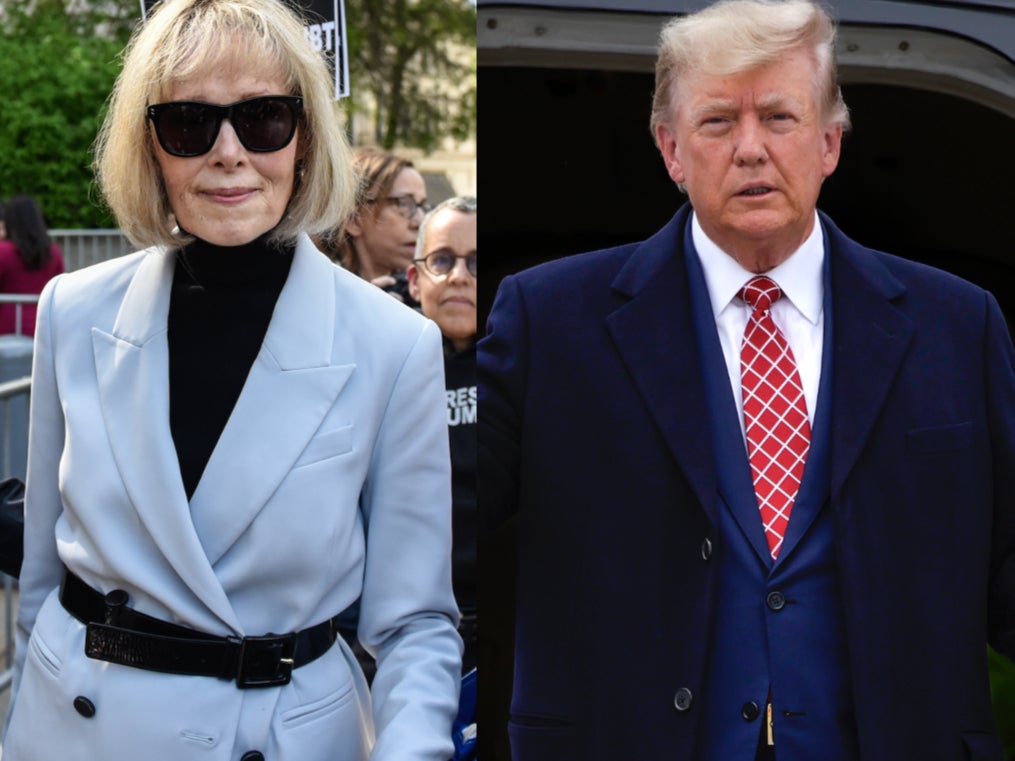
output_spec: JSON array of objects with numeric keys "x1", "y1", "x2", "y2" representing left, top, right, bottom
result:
[{"x1": 479, "y1": 5, "x2": 1015, "y2": 325}]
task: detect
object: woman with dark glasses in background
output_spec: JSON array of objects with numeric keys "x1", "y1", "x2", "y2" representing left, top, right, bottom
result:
[
  {"x1": 3, "y1": 1, "x2": 461, "y2": 759},
  {"x1": 323, "y1": 146, "x2": 431, "y2": 307}
]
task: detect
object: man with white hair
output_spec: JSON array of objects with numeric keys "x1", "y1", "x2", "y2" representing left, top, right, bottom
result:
[{"x1": 479, "y1": 1, "x2": 1015, "y2": 760}]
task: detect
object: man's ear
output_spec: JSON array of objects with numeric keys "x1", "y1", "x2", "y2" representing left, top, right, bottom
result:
[
  {"x1": 656, "y1": 122, "x2": 686, "y2": 185},
  {"x1": 407, "y1": 264, "x2": 421, "y2": 302},
  {"x1": 821, "y1": 122, "x2": 844, "y2": 179}
]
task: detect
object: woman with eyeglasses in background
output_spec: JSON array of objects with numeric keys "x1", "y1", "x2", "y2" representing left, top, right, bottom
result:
[
  {"x1": 408, "y1": 196, "x2": 478, "y2": 667},
  {"x1": 3, "y1": 1, "x2": 461, "y2": 759},
  {"x1": 325, "y1": 147, "x2": 431, "y2": 307}
]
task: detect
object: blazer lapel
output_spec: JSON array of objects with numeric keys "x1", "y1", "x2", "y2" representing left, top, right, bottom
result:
[
  {"x1": 606, "y1": 209, "x2": 717, "y2": 524},
  {"x1": 91, "y1": 250, "x2": 242, "y2": 632},
  {"x1": 189, "y1": 237, "x2": 354, "y2": 564},
  {"x1": 685, "y1": 235, "x2": 775, "y2": 565},
  {"x1": 823, "y1": 215, "x2": 915, "y2": 498}
]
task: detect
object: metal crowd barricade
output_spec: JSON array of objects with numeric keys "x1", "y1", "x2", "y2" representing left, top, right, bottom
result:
[
  {"x1": 0, "y1": 375, "x2": 30, "y2": 696},
  {"x1": 0, "y1": 295, "x2": 39, "y2": 339},
  {"x1": 49, "y1": 229, "x2": 133, "y2": 272}
]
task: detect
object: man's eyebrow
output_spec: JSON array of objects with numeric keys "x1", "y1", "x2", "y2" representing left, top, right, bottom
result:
[
  {"x1": 689, "y1": 92, "x2": 806, "y2": 120},
  {"x1": 756, "y1": 92, "x2": 806, "y2": 112},
  {"x1": 689, "y1": 99, "x2": 738, "y2": 120}
]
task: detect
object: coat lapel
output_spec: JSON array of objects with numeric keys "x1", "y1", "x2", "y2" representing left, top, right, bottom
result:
[
  {"x1": 91, "y1": 250, "x2": 242, "y2": 632},
  {"x1": 604, "y1": 211, "x2": 915, "y2": 558},
  {"x1": 605, "y1": 209, "x2": 717, "y2": 524},
  {"x1": 189, "y1": 237, "x2": 354, "y2": 564},
  {"x1": 823, "y1": 215, "x2": 915, "y2": 499}
]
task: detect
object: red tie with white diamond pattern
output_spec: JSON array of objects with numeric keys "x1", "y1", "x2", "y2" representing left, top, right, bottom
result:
[{"x1": 739, "y1": 276, "x2": 811, "y2": 560}]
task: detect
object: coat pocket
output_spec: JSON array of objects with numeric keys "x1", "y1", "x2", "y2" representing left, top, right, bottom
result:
[
  {"x1": 25, "y1": 594, "x2": 74, "y2": 681},
  {"x1": 508, "y1": 714, "x2": 577, "y2": 759},
  {"x1": 28, "y1": 628, "x2": 63, "y2": 680},
  {"x1": 293, "y1": 424, "x2": 355, "y2": 469},
  {"x1": 905, "y1": 421, "x2": 973, "y2": 453},
  {"x1": 280, "y1": 682, "x2": 355, "y2": 729},
  {"x1": 272, "y1": 677, "x2": 369, "y2": 761}
]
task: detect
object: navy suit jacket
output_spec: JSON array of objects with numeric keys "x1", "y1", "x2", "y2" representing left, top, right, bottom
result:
[{"x1": 478, "y1": 204, "x2": 1015, "y2": 761}]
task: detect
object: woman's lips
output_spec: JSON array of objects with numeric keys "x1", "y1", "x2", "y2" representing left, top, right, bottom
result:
[{"x1": 203, "y1": 187, "x2": 256, "y2": 203}]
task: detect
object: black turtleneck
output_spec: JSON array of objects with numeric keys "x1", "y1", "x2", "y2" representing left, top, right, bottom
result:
[{"x1": 168, "y1": 232, "x2": 295, "y2": 499}]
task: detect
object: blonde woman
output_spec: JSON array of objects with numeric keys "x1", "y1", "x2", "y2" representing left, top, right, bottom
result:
[{"x1": 4, "y1": 1, "x2": 461, "y2": 759}]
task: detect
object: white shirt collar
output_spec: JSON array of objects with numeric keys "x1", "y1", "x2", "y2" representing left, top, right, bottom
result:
[{"x1": 691, "y1": 210, "x2": 824, "y2": 325}]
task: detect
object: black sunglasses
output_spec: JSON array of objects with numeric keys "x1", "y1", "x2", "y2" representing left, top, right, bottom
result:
[{"x1": 146, "y1": 95, "x2": 303, "y2": 157}]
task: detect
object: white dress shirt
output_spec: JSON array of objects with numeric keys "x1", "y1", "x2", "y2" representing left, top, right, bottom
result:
[{"x1": 691, "y1": 211, "x2": 825, "y2": 443}]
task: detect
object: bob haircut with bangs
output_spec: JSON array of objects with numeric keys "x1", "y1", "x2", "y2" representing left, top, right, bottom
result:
[
  {"x1": 650, "y1": 0, "x2": 851, "y2": 150},
  {"x1": 94, "y1": 0, "x2": 355, "y2": 250}
]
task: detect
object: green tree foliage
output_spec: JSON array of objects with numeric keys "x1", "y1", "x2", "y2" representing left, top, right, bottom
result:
[
  {"x1": 990, "y1": 647, "x2": 1015, "y2": 759},
  {"x1": 345, "y1": 0, "x2": 476, "y2": 151},
  {"x1": 0, "y1": 0, "x2": 475, "y2": 228},
  {"x1": 0, "y1": 0, "x2": 135, "y2": 228}
]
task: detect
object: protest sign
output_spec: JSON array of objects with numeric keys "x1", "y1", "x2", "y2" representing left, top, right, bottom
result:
[{"x1": 140, "y1": 0, "x2": 348, "y2": 98}]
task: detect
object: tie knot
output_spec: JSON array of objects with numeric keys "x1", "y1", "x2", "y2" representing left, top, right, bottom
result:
[{"x1": 740, "y1": 276, "x2": 782, "y2": 312}]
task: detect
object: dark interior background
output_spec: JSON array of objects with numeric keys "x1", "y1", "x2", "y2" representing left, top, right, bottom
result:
[{"x1": 480, "y1": 66, "x2": 1015, "y2": 326}]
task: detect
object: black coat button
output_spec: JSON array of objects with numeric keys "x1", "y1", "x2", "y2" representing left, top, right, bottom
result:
[
  {"x1": 766, "y1": 590, "x2": 786, "y2": 611},
  {"x1": 673, "y1": 687, "x2": 693, "y2": 712},
  {"x1": 700, "y1": 538, "x2": 713, "y2": 562},
  {"x1": 104, "y1": 589, "x2": 129, "y2": 608},
  {"x1": 741, "y1": 701, "x2": 760, "y2": 721},
  {"x1": 73, "y1": 696, "x2": 96, "y2": 718},
  {"x1": 241, "y1": 752, "x2": 265, "y2": 761}
]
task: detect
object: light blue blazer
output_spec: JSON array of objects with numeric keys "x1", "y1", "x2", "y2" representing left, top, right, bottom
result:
[{"x1": 4, "y1": 235, "x2": 462, "y2": 760}]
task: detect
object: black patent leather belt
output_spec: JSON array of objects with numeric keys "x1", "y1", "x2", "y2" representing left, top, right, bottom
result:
[{"x1": 60, "y1": 569, "x2": 339, "y2": 688}]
